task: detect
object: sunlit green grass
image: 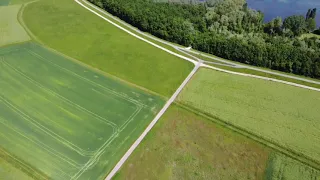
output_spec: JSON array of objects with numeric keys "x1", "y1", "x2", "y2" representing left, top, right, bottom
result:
[
  {"x1": 115, "y1": 105, "x2": 270, "y2": 180},
  {"x1": 22, "y1": 0, "x2": 193, "y2": 97},
  {"x1": 265, "y1": 153, "x2": 320, "y2": 180},
  {"x1": 178, "y1": 68, "x2": 320, "y2": 166},
  {"x1": 0, "y1": 4, "x2": 30, "y2": 46}
]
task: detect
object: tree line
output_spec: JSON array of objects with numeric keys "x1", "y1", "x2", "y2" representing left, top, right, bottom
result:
[{"x1": 88, "y1": 0, "x2": 320, "y2": 78}]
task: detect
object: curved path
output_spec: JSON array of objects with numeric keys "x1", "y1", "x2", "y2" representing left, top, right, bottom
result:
[
  {"x1": 76, "y1": 0, "x2": 320, "y2": 93},
  {"x1": 74, "y1": 1, "x2": 320, "y2": 179},
  {"x1": 79, "y1": 0, "x2": 320, "y2": 86}
]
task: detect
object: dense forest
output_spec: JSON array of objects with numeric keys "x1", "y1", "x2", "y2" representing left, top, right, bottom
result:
[{"x1": 88, "y1": 0, "x2": 320, "y2": 78}]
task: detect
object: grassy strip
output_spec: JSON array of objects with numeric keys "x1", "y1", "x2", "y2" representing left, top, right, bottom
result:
[
  {"x1": 189, "y1": 49, "x2": 320, "y2": 84},
  {"x1": 80, "y1": 0, "x2": 197, "y2": 61},
  {"x1": 204, "y1": 63, "x2": 320, "y2": 89},
  {"x1": 176, "y1": 102, "x2": 320, "y2": 171},
  {"x1": 0, "y1": 147, "x2": 49, "y2": 180},
  {"x1": 0, "y1": 4, "x2": 30, "y2": 47},
  {"x1": 186, "y1": 50, "x2": 233, "y2": 65},
  {"x1": 265, "y1": 153, "x2": 320, "y2": 180}
]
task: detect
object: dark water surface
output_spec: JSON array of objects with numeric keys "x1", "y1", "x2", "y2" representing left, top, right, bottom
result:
[{"x1": 247, "y1": 0, "x2": 320, "y2": 26}]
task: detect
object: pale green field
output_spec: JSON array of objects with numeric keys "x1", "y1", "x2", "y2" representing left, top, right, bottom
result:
[
  {"x1": 265, "y1": 153, "x2": 320, "y2": 180},
  {"x1": 178, "y1": 68, "x2": 320, "y2": 165},
  {"x1": 115, "y1": 105, "x2": 270, "y2": 180},
  {"x1": 0, "y1": 150, "x2": 34, "y2": 180},
  {"x1": 0, "y1": 4, "x2": 30, "y2": 46},
  {"x1": 0, "y1": 42, "x2": 165, "y2": 180},
  {"x1": 22, "y1": 0, "x2": 193, "y2": 97}
]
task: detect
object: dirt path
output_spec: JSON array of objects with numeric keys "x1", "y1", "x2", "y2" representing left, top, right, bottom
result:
[
  {"x1": 74, "y1": 1, "x2": 320, "y2": 179},
  {"x1": 79, "y1": 0, "x2": 320, "y2": 86},
  {"x1": 105, "y1": 62, "x2": 201, "y2": 180}
]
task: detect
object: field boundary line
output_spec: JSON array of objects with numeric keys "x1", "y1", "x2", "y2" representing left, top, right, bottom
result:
[
  {"x1": 31, "y1": 43, "x2": 166, "y2": 100},
  {"x1": 27, "y1": 49, "x2": 148, "y2": 108},
  {"x1": 26, "y1": 49, "x2": 150, "y2": 133},
  {"x1": 13, "y1": 51, "x2": 119, "y2": 128},
  {"x1": 189, "y1": 49, "x2": 320, "y2": 85},
  {"x1": 176, "y1": 102, "x2": 320, "y2": 170},
  {"x1": 74, "y1": 0, "x2": 197, "y2": 65},
  {"x1": 76, "y1": 1, "x2": 320, "y2": 179},
  {"x1": 18, "y1": 1, "x2": 165, "y2": 100},
  {"x1": 202, "y1": 65, "x2": 320, "y2": 92},
  {"x1": 0, "y1": 134, "x2": 50, "y2": 180},
  {"x1": 79, "y1": 0, "x2": 320, "y2": 89},
  {"x1": 104, "y1": 62, "x2": 201, "y2": 180},
  {"x1": 17, "y1": 1, "x2": 42, "y2": 44}
]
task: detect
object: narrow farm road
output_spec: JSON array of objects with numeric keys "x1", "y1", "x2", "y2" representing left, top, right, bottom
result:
[
  {"x1": 74, "y1": 0, "x2": 320, "y2": 179},
  {"x1": 105, "y1": 62, "x2": 201, "y2": 180},
  {"x1": 76, "y1": 0, "x2": 320, "y2": 93},
  {"x1": 79, "y1": 0, "x2": 320, "y2": 86},
  {"x1": 202, "y1": 64, "x2": 320, "y2": 92},
  {"x1": 192, "y1": 50, "x2": 320, "y2": 85},
  {"x1": 75, "y1": 0, "x2": 197, "y2": 65}
]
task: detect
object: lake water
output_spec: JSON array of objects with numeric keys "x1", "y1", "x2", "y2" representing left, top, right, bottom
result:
[{"x1": 247, "y1": 0, "x2": 320, "y2": 26}]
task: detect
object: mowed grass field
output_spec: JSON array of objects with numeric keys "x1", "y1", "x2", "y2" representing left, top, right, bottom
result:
[
  {"x1": 22, "y1": 0, "x2": 194, "y2": 97},
  {"x1": 0, "y1": 4, "x2": 30, "y2": 47},
  {"x1": 115, "y1": 105, "x2": 271, "y2": 180},
  {"x1": 178, "y1": 68, "x2": 320, "y2": 166},
  {"x1": 0, "y1": 42, "x2": 165, "y2": 180}
]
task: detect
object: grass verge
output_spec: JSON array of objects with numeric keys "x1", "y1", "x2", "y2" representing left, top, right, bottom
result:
[
  {"x1": 265, "y1": 153, "x2": 320, "y2": 180},
  {"x1": 205, "y1": 63, "x2": 320, "y2": 89},
  {"x1": 0, "y1": 4, "x2": 30, "y2": 47}
]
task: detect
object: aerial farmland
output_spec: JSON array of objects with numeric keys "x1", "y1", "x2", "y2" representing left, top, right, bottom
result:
[{"x1": 1, "y1": 0, "x2": 320, "y2": 180}]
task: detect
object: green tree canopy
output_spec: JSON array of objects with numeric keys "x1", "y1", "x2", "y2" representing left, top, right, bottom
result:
[{"x1": 283, "y1": 15, "x2": 306, "y2": 36}]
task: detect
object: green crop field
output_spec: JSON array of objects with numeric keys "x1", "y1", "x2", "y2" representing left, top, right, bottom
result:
[
  {"x1": 115, "y1": 105, "x2": 270, "y2": 180},
  {"x1": 0, "y1": 42, "x2": 165, "y2": 180},
  {"x1": 21, "y1": 0, "x2": 193, "y2": 97},
  {"x1": 178, "y1": 68, "x2": 320, "y2": 166},
  {"x1": 265, "y1": 153, "x2": 320, "y2": 180},
  {"x1": 0, "y1": 148, "x2": 34, "y2": 180},
  {"x1": 0, "y1": 4, "x2": 30, "y2": 46}
]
